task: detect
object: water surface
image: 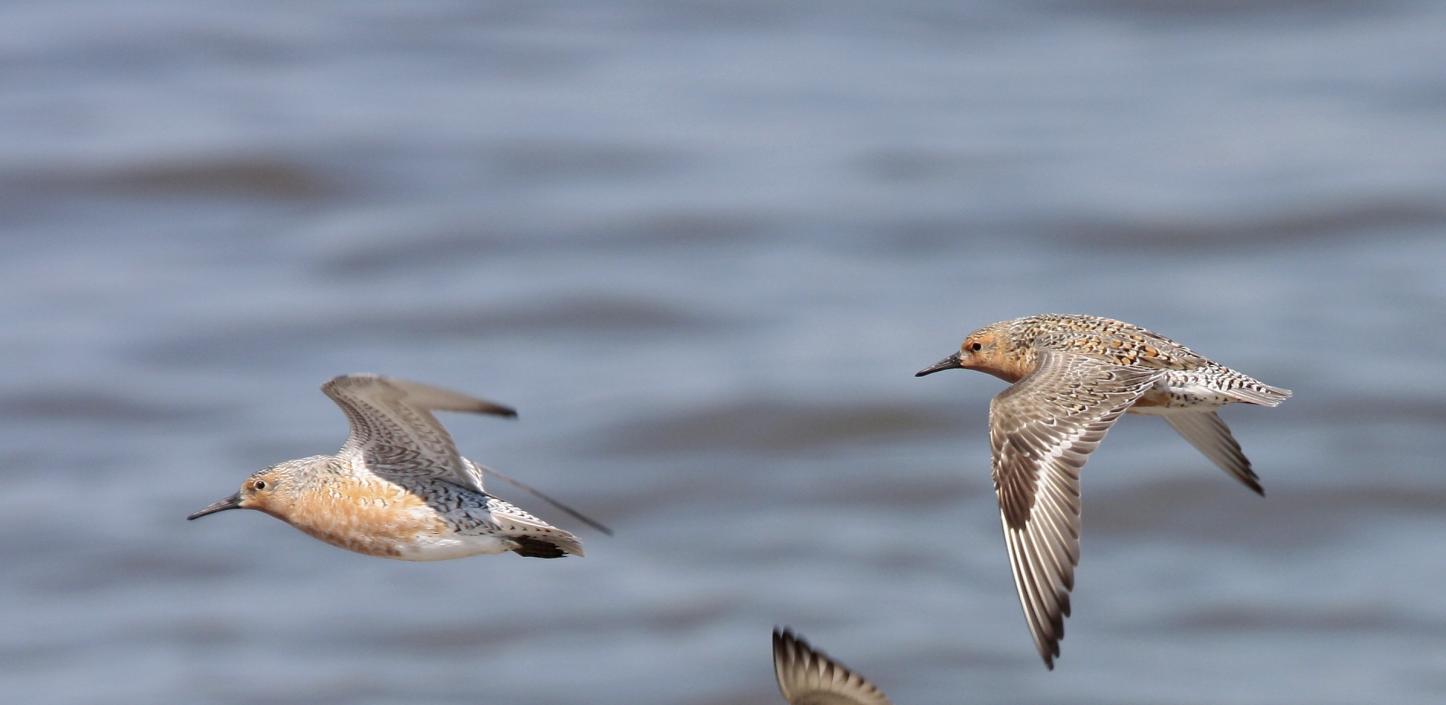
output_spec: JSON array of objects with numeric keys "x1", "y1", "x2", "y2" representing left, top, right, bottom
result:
[{"x1": 1, "y1": 2, "x2": 1444, "y2": 704}]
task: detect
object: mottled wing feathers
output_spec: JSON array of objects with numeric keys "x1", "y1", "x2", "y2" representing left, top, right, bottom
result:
[
  {"x1": 1020, "y1": 314, "x2": 1208, "y2": 370},
  {"x1": 772, "y1": 629, "x2": 892, "y2": 705},
  {"x1": 322, "y1": 374, "x2": 515, "y2": 492},
  {"x1": 990, "y1": 351, "x2": 1163, "y2": 528},
  {"x1": 988, "y1": 351, "x2": 1163, "y2": 668}
]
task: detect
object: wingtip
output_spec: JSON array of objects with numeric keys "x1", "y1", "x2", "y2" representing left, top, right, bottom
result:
[
  {"x1": 774, "y1": 626, "x2": 804, "y2": 646},
  {"x1": 1242, "y1": 475, "x2": 1266, "y2": 497},
  {"x1": 773, "y1": 626, "x2": 793, "y2": 648},
  {"x1": 1041, "y1": 644, "x2": 1059, "y2": 670},
  {"x1": 472, "y1": 399, "x2": 518, "y2": 418}
]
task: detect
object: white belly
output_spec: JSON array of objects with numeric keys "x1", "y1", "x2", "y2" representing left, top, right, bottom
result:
[
  {"x1": 393, "y1": 534, "x2": 512, "y2": 561},
  {"x1": 1129, "y1": 377, "x2": 1235, "y2": 416}
]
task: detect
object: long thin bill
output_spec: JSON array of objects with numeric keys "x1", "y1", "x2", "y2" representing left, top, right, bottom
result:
[
  {"x1": 915, "y1": 352, "x2": 964, "y2": 377},
  {"x1": 187, "y1": 493, "x2": 242, "y2": 520}
]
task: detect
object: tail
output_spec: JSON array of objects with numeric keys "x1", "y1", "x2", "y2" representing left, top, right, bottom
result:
[
  {"x1": 488, "y1": 496, "x2": 586, "y2": 559},
  {"x1": 1225, "y1": 381, "x2": 1292, "y2": 407},
  {"x1": 510, "y1": 534, "x2": 583, "y2": 559}
]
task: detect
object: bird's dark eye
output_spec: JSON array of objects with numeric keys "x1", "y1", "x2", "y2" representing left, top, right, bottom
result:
[
  {"x1": 969, "y1": 342, "x2": 982, "y2": 352},
  {"x1": 253, "y1": 480, "x2": 267, "y2": 491}
]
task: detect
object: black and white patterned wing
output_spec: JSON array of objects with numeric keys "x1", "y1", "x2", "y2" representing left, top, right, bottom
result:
[
  {"x1": 322, "y1": 374, "x2": 515, "y2": 492},
  {"x1": 989, "y1": 350, "x2": 1162, "y2": 668}
]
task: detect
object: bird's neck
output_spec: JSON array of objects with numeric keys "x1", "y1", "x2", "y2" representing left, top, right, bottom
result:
[{"x1": 971, "y1": 348, "x2": 1035, "y2": 383}]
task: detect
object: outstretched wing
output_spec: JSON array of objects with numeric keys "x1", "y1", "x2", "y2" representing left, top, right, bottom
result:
[
  {"x1": 1163, "y1": 411, "x2": 1264, "y2": 495},
  {"x1": 772, "y1": 628, "x2": 891, "y2": 705},
  {"x1": 989, "y1": 350, "x2": 1163, "y2": 668},
  {"x1": 322, "y1": 374, "x2": 515, "y2": 493}
]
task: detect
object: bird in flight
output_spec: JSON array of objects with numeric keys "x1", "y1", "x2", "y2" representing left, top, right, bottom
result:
[
  {"x1": 188, "y1": 374, "x2": 609, "y2": 560},
  {"x1": 916, "y1": 314, "x2": 1290, "y2": 668}
]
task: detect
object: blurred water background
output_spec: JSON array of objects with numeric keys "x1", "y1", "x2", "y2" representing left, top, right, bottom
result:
[{"x1": 2, "y1": 2, "x2": 1444, "y2": 704}]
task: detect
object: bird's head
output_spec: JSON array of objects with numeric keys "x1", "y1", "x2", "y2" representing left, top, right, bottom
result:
[
  {"x1": 187, "y1": 462, "x2": 304, "y2": 521},
  {"x1": 915, "y1": 324, "x2": 1019, "y2": 382}
]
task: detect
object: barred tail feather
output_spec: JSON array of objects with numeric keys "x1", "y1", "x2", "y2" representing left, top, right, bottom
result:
[
  {"x1": 1227, "y1": 382, "x2": 1292, "y2": 407},
  {"x1": 488, "y1": 496, "x2": 586, "y2": 558}
]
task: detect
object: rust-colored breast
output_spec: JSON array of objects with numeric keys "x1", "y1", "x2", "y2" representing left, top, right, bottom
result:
[{"x1": 281, "y1": 480, "x2": 446, "y2": 558}]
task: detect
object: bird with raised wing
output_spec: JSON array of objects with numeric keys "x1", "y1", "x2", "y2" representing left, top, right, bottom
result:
[
  {"x1": 915, "y1": 314, "x2": 1290, "y2": 668},
  {"x1": 773, "y1": 628, "x2": 892, "y2": 705},
  {"x1": 188, "y1": 374, "x2": 609, "y2": 560}
]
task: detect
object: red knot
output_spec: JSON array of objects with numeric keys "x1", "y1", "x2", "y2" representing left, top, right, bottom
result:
[
  {"x1": 773, "y1": 628, "x2": 892, "y2": 705},
  {"x1": 188, "y1": 374, "x2": 608, "y2": 560},
  {"x1": 916, "y1": 313, "x2": 1291, "y2": 668}
]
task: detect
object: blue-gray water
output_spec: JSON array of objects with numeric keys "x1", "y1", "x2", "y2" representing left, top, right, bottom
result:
[{"x1": 2, "y1": 2, "x2": 1444, "y2": 704}]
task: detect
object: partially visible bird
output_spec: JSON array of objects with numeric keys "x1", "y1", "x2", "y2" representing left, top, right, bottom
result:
[
  {"x1": 188, "y1": 374, "x2": 609, "y2": 560},
  {"x1": 773, "y1": 628, "x2": 892, "y2": 705},
  {"x1": 916, "y1": 314, "x2": 1290, "y2": 668}
]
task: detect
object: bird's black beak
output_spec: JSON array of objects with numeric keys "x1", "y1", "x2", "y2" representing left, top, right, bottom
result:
[
  {"x1": 187, "y1": 493, "x2": 243, "y2": 520},
  {"x1": 915, "y1": 353, "x2": 964, "y2": 377}
]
